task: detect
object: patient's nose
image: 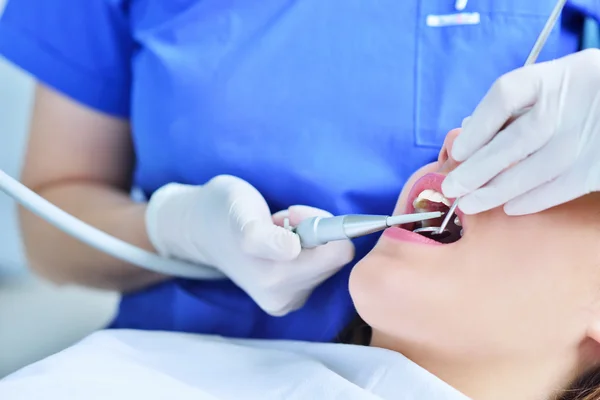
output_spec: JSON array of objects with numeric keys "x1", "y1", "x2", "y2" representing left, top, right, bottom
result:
[{"x1": 437, "y1": 128, "x2": 461, "y2": 174}]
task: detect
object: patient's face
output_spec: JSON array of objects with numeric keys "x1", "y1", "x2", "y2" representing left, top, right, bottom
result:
[{"x1": 350, "y1": 129, "x2": 600, "y2": 359}]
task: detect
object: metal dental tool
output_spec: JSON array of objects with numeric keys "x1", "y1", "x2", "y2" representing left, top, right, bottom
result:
[
  {"x1": 436, "y1": 200, "x2": 459, "y2": 236},
  {"x1": 291, "y1": 211, "x2": 444, "y2": 248},
  {"x1": 436, "y1": 0, "x2": 567, "y2": 236}
]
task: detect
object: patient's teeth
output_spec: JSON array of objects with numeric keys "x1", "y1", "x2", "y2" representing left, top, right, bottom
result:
[
  {"x1": 420, "y1": 219, "x2": 435, "y2": 228},
  {"x1": 414, "y1": 189, "x2": 451, "y2": 207},
  {"x1": 460, "y1": 229, "x2": 463, "y2": 237},
  {"x1": 454, "y1": 216, "x2": 462, "y2": 227},
  {"x1": 413, "y1": 197, "x2": 426, "y2": 209}
]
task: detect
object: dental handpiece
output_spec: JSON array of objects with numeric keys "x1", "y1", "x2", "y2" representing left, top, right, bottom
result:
[{"x1": 292, "y1": 211, "x2": 444, "y2": 248}]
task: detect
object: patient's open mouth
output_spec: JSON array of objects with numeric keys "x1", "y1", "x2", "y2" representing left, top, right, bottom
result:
[
  {"x1": 385, "y1": 173, "x2": 465, "y2": 245},
  {"x1": 411, "y1": 189, "x2": 462, "y2": 244}
]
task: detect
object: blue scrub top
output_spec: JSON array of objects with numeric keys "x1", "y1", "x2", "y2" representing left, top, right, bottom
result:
[{"x1": 0, "y1": 0, "x2": 597, "y2": 342}]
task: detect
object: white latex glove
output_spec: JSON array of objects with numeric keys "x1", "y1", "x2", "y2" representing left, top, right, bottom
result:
[
  {"x1": 442, "y1": 49, "x2": 600, "y2": 215},
  {"x1": 145, "y1": 175, "x2": 355, "y2": 316}
]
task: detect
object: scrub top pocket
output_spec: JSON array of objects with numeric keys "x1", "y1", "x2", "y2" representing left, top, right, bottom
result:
[{"x1": 414, "y1": 1, "x2": 563, "y2": 148}]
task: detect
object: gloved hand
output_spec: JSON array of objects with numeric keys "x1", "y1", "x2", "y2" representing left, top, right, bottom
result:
[
  {"x1": 145, "y1": 175, "x2": 355, "y2": 316},
  {"x1": 441, "y1": 49, "x2": 600, "y2": 215}
]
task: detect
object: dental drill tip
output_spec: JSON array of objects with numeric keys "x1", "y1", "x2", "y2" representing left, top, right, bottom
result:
[{"x1": 386, "y1": 211, "x2": 444, "y2": 227}]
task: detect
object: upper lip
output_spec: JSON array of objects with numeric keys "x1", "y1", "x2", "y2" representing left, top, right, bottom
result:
[{"x1": 404, "y1": 173, "x2": 465, "y2": 223}]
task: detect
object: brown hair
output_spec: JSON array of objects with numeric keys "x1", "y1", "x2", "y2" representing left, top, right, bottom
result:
[
  {"x1": 335, "y1": 315, "x2": 371, "y2": 346},
  {"x1": 558, "y1": 366, "x2": 600, "y2": 400},
  {"x1": 336, "y1": 315, "x2": 600, "y2": 400}
]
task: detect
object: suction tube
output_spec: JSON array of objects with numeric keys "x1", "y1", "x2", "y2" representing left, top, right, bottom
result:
[{"x1": 0, "y1": 169, "x2": 225, "y2": 280}]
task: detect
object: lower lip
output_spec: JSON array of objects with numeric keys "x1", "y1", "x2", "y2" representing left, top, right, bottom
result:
[{"x1": 383, "y1": 227, "x2": 444, "y2": 246}]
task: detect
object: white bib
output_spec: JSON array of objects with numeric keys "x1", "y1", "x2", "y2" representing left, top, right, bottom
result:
[{"x1": 0, "y1": 329, "x2": 470, "y2": 400}]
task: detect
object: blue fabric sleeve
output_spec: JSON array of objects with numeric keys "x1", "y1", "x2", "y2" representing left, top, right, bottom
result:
[{"x1": 0, "y1": 0, "x2": 134, "y2": 117}]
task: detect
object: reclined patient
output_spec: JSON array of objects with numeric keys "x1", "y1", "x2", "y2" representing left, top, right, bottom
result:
[{"x1": 2, "y1": 129, "x2": 600, "y2": 400}]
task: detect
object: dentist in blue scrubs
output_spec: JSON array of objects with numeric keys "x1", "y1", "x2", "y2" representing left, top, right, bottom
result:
[{"x1": 1, "y1": 0, "x2": 599, "y2": 341}]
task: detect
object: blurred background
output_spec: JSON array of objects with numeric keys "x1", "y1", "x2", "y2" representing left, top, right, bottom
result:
[
  {"x1": 0, "y1": 0, "x2": 118, "y2": 378},
  {"x1": 0, "y1": 0, "x2": 598, "y2": 380}
]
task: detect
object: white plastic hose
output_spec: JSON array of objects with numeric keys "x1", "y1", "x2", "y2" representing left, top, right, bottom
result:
[{"x1": 0, "y1": 169, "x2": 226, "y2": 280}]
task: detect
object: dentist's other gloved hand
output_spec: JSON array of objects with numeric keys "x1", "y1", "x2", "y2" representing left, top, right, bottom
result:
[
  {"x1": 145, "y1": 175, "x2": 355, "y2": 316},
  {"x1": 442, "y1": 49, "x2": 600, "y2": 215}
]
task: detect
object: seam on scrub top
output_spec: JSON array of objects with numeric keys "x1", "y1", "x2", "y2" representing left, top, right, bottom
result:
[
  {"x1": 412, "y1": 0, "x2": 423, "y2": 148},
  {"x1": 0, "y1": 19, "x2": 128, "y2": 85}
]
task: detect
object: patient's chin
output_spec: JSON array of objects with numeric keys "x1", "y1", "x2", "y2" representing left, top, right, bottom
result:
[
  {"x1": 349, "y1": 260, "x2": 372, "y2": 313},
  {"x1": 348, "y1": 255, "x2": 391, "y2": 328}
]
